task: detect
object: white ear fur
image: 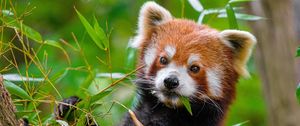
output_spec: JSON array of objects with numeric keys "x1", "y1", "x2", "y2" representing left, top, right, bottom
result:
[
  {"x1": 219, "y1": 30, "x2": 257, "y2": 77},
  {"x1": 131, "y1": 1, "x2": 172, "y2": 48}
]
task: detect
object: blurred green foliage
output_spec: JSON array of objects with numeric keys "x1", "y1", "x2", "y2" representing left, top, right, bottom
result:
[
  {"x1": 297, "y1": 46, "x2": 300, "y2": 57},
  {"x1": 0, "y1": 0, "x2": 266, "y2": 125},
  {"x1": 297, "y1": 83, "x2": 300, "y2": 103},
  {"x1": 297, "y1": 46, "x2": 300, "y2": 103}
]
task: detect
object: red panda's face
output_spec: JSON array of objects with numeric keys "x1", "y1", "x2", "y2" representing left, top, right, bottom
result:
[
  {"x1": 140, "y1": 21, "x2": 234, "y2": 106},
  {"x1": 132, "y1": 2, "x2": 256, "y2": 107}
]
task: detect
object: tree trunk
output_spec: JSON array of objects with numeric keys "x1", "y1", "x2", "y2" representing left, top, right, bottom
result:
[
  {"x1": 294, "y1": 0, "x2": 300, "y2": 82},
  {"x1": 0, "y1": 75, "x2": 19, "y2": 126},
  {"x1": 247, "y1": 0, "x2": 300, "y2": 126}
]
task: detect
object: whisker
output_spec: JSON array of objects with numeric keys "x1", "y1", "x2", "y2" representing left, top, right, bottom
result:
[
  {"x1": 151, "y1": 100, "x2": 161, "y2": 110},
  {"x1": 192, "y1": 91, "x2": 224, "y2": 114}
]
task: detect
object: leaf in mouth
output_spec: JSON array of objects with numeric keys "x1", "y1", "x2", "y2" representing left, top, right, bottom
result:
[{"x1": 179, "y1": 96, "x2": 193, "y2": 116}]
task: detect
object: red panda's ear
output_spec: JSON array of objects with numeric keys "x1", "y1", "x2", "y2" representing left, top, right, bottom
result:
[
  {"x1": 219, "y1": 30, "x2": 257, "y2": 77},
  {"x1": 131, "y1": 1, "x2": 172, "y2": 48}
]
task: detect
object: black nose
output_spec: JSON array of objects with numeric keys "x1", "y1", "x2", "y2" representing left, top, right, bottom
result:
[{"x1": 164, "y1": 75, "x2": 179, "y2": 89}]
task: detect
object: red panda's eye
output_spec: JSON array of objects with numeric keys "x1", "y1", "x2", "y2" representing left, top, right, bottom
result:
[
  {"x1": 159, "y1": 57, "x2": 168, "y2": 65},
  {"x1": 190, "y1": 65, "x2": 200, "y2": 73}
]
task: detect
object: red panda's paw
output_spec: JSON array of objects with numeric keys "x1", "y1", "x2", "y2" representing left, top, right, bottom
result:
[
  {"x1": 55, "y1": 96, "x2": 81, "y2": 120},
  {"x1": 19, "y1": 118, "x2": 29, "y2": 126}
]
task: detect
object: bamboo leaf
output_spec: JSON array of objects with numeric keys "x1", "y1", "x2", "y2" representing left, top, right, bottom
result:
[
  {"x1": 187, "y1": 0, "x2": 203, "y2": 12},
  {"x1": 93, "y1": 16, "x2": 109, "y2": 49},
  {"x1": 3, "y1": 74, "x2": 44, "y2": 82},
  {"x1": 197, "y1": 7, "x2": 243, "y2": 24},
  {"x1": 3, "y1": 17, "x2": 43, "y2": 42},
  {"x1": 96, "y1": 73, "x2": 125, "y2": 79},
  {"x1": 218, "y1": 13, "x2": 264, "y2": 21},
  {"x1": 15, "y1": 110, "x2": 35, "y2": 118},
  {"x1": 76, "y1": 114, "x2": 87, "y2": 126},
  {"x1": 78, "y1": 71, "x2": 96, "y2": 96},
  {"x1": 297, "y1": 83, "x2": 300, "y2": 103},
  {"x1": 44, "y1": 40, "x2": 70, "y2": 64},
  {"x1": 50, "y1": 69, "x2": 69, "y2": 83},
  {"x1": 4, "y1": 80, "x2": 32, "y2": 100},
  {"x1": 2, "y1": 17, "x2": 69, "y2": 58},
  {"x1": 75, "y1": 9, "x2": 104, "y2": 50},
  {"x1": 125, "y1": 46, "x2": 137, "y2": 71},
  {"x1": 56, "y1": 120, "x2": 69, "y2": 126},
  {"x1": 226, "y1": 4, "x2": 239, "y2": 29},
  {"x1": 296, "y1": 47, "x2": 300, "y2": 57},
  {"x1": 76, "y1": 98, "x2": 91, "y2": 126},
  {"x1": 2, "y1": 10, "x2": 14, "y2": 16},
  {"x1": 229, "y1": 0, "x2": 255, "y2": 4},
  {"x1": 232, "y1": 120, "x2": 250, "y2": 126},
  {"x1": 22, "y1": 24, "x2": 43, "y2": 42},
  {"x1": 90, "y1": 90, "x2": 112, "y2": 104},
  {"x1": 44, "y1": 40, "x2": 63, "y2": 50},
  {"x1": 179, "y1": 96, "x2": 192, "y2": 115}
]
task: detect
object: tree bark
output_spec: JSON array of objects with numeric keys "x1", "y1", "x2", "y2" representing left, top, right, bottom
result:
[
  {"x1": 247, "y1": 0, "x2": 300, "y2": 126},
  {"x1": 293, "y1": 0, "x2": 300, "y2": 82},
  {"x1": 0, "y1": 75, "x2": 19, "y2": 126}
]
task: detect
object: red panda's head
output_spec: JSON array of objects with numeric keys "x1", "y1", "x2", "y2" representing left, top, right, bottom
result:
[{"x1": 132, "y1": 2, "x2": 256, "y2": 107}]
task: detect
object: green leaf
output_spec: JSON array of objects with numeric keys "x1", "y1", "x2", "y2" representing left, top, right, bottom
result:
[
  {"x1": 90, "y1": 90, "x2": 112, "y2": 104},
  {"x1": 2, "y1": 17, "x2": 71, "y2": 53},
  {"x1": 93, "y1": 16, "x2": 109, "y2": 49},
  {"x1": 226, "y1": 4, "x2": 239, "y2": 29},
  {"x1": 44, "y1": 40, "x2": 64, "y2": 50},
  {"x1": 179, "y1": 96, "x2": 192, "y2": 115},
  {"x1": 91, "y1": 102, "x2": 104, "y2": 109},
  {"x1": 76, "y1": 112, "x2": 88, "y2": 126},
  {"x1": 204, "y1": 8, "x2": 226, "y2": 14},
  {"x1": 50, "y1": 69, "x2": 69, "y2": 83},
  {"x1": 4, "y1": 80, "x2": 32, "y2": 100},
  {"x1": 197, "y1": 7, "x2": 243, "y2": 24},
  {"x1": 296, "y1": 47, "x2": 300, "y2": 57},
  {"x1": 76, "y1": 98, "x2": 91, "y2": 126},
  {"x1": 3, "y1": 17, "x2": 43, "y2": 42},
  {"x1": 15, "y1": 110, "x2": 35, "y2": 118},
  {"x1": 297, "y1": 83, "x2": 300, "y2": 103},
  {"x1": 2, "y1": 10, "x2": 14, "y2": 16},
  {"x1": 187, "y1": 0, "x2": 203, "y2": 12},
  {"x1": 44, "y1": 40, "x2": 70, "y2": 65},
  {"x1": 22, "y1": 24, "x2": 43, "y2": 42},
  {"x1": 125, "y1": 46, "x2": 137, "y2": 71},
  {"x1": 41, "y1": 114, "x2": 57, "y2": 125},
  {"x1": 229, "y1": 0, "x2": 255, "y2": 4},
  {"x1": 218, "y1": 13, "x2": 264, "y2": 21},
  {"x1": 75, "y1": 9, "x2": 106, "y2": 50},
  {"x1": 232, "y1": 120, "x2": 249, "y2": 126},
  {"x1": 56, "y1": 120, "x2": 69, "y2": 126},
  {"x1": 198, "y1": 8, "x2": 225, "y2": 23},
  {"x1": 78, "y1": 72, "x2": 96, "y2": 96}
]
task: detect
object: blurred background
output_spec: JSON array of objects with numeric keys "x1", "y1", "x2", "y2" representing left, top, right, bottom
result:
[{"x1": 1, "y1": 0, "x2": 299, "y2": 126}]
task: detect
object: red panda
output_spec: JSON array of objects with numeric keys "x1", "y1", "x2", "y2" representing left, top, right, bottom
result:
[{"x1": 120, "y1": 1, "x2": 256, "y2": 126}]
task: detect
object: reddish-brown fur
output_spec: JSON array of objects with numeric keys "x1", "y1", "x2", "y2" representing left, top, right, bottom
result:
[
  {"x1": 57, "y1": 2, "x2": 254, "y2": 126},
  {"x1": 138, "y1": 19, "x2": 238, "y2": 100},
  {"x1": 121, "y1": 2, "x2": 255, "y2": 125}
]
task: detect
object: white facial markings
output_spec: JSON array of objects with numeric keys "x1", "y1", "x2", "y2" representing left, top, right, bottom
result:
[
  {"x1": 206, "y1": 67, "x2": 223, "y2": 97},
  {"x1": 176, "y1": 66, "x2": 197, "y2": 96},
  {"x1": 154, "y1": 62, "x2": 197, "y2": 103},
  {"x1": 164, "y1": 45, "x2": 176, "y2": 58},
  {"x1": 154, "y1": 63, "x2": 177, "y2": 90},
  {"x1": 143, "y1": 42, "x2": 157, "y2": 72},
  {"x1": 188, "y1": 54, "x2": 200, "y2": 65}
]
